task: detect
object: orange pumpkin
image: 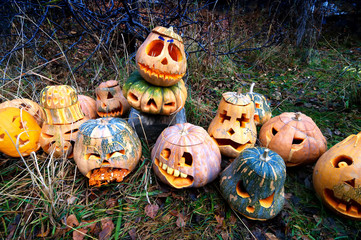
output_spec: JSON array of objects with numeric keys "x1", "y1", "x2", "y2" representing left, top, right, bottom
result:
[
  {"x1": 78, "y1": 95, "x2": 97, "y2": 119},
  {"x1": 136, "y1": 26, "x2": 187, "y2": 87},
  {"x1": 0, "y1": 107, "x2": 41, "y2": 157},
  {"x1": 259, "y1": 112, "x2": 327, "y2": 167}
]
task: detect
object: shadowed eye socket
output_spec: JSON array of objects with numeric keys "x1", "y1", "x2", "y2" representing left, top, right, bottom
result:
[
  {"x1": 168, "y1": 43, "x2": 182, "y2": 62},
  {"x1": 146, "y1": 40, "x2": 164, "y2": 57},
  {"x1": 107, "y1": 151, "x2": 125, "y2": 159},
  {"x1": 331, "y1": 155, "x2": 353, "y2": 168},
  {"x1": 161, "y1": 148, "x2": 171, "y2": 161},
  {"x1": 236, "y1": 181, "x2": 250, "y2": 198},
  {"x1": 86, "y1": 153, "x2": 101, "y2": 161}
]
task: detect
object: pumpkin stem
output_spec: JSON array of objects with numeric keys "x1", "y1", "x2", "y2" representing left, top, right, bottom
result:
[
  {"x1": 249, "y1": 83, "x2": 255, "y2": 94},
  {"x1": 237, "y1": 88, "x2": 243, "y2": 96},
  {"x1": 260, "y1": 148, "x2": 271, "y2": 162},
  {"x1": 294, "y1": 112, "x2": 302, "y2": 121}
]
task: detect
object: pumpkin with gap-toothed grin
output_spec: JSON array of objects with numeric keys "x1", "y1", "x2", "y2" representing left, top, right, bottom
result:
[{"x1": 151, "y1": 123, "x2": 221, "y2": 189}]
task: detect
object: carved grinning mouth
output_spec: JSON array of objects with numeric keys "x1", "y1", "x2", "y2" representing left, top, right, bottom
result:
[
  {"x1": 154, "y1": 158, "x2": 193, "y2": 188},
  {"x1": 212, "y1": 137, "x2": 252, "y2": 152},
  {"x1": 324, "y1": 188, "x2": 361, "y2": 217},
  {"x1": 87, "y1": 167, "x2": 130, "y2": 187},
  {"x1": 138, "y1": 63, "x2": 184, "y2": 81}
]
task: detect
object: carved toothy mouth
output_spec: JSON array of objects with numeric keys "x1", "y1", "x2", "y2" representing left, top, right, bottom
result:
[
  {"x1": 97, "y1": 106, "x2": 123, "y2": 117},
  {"x1": 324, "y1": 188, "x2": 361, "y2": 218},
  {"x1": 138, "y1": 63, "x2": 184, "y2": 81},
  {"x1": 154, "y1": 158, "x2": 193, "y2": 188},
  {"x1": 86, "y1": 167, "x2": 130, "y2": 187},
  {"x1": 212, "y1": 137, "x2": 252, "y2": 152}
]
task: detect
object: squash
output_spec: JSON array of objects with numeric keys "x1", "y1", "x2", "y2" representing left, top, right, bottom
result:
[
  {"x1": 245, "y1": 83, "x2": 272, "y2": 125},
  {"x1": 123, "y1": 71, "x2": 187, "y2": 115},
  {"x1": 151, "y1": 123, "x2": 221, "y2": 189},
  {"x1": 136, "y1": 26, "x2": 186, "y2": 87},
  {"x1": 78, "y1": 95, "x2": 97, "y2": 119},
  {"x1": 220, "y1": 147, "x2": 286, "y2": 220}
]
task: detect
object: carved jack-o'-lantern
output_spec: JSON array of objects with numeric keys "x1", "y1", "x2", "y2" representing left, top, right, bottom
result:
[
  {"x1": 73, "y1": 118, "x2": 142, "y2": 186},
  {"x1": 95, "y1": 80, "x2": 130, "y2": 117},
  {"x1": 136, "y1": 26, "x2": 187, "y2": 87},
  {"x1": 0, "y1": 107, "x2": 41, "y2": 157},
  {"x1": 220, "y1": 147, "x2": 286, "y2": 221},
  {"x1": 208, "y1": 90, "x2": 257, "y2": 158},
  {"x1": 40, "y1": 85, "x2": 84, "y2": 125},
  {"x1": 313, "y1": 132, "x2": 361, "y2": 219},
  {"x1": 123, "y1": 71, "x2": 187, "y2": 115},
  {"x1": 259, "y1": 112, "x2": 327, "y2": 167},
  {"x1": 152, "y1": 123, "x2": 221, "y2": 189},
  {"x1": 245, "y1": 83, "x2": 272, "y2": 125},
  {"x1": 0, "y1": 98, "x2": 46, "y2": 127}
]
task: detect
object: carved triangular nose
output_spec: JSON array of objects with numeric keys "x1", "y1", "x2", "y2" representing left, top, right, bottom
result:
[
  {"x1": 101, "y1": 159, "x2": 110, "y2": 166},
  {"x1": 161, "y1": 58, "x2": 168, "y2": 65}
]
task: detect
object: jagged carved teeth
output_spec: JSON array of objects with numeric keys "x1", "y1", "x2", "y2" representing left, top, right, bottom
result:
[
  {"x1": 158, "y1": 161, "x2": 187, "y2": 178},
  {"x1": 98, "y1": 111, "x2": 121, "y2": 117}
]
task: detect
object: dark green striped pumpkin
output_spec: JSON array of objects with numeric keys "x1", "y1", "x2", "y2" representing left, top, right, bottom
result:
[
  {"x1": 123, "y1": 71, "x2": 187, "y2": 115},
  {"x1": 245, "y1": 83, "x2": 271, "y2": 125},
  {"x1": 220, "y1": 147, "x2": 286, "y2": 220}
]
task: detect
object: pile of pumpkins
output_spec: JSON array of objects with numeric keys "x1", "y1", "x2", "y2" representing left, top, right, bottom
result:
[{"x1": 0, "y1": 26, "x2": 360, "y2": 222}]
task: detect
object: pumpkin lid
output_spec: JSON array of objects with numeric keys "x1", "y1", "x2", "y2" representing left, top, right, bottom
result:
[
  {"x1": 40, "y1": 85, "x2": 78, "y2": 109},
  {"x1": 152, "y1": 26, "x2": 183, "y2": 43},
  {"x1": 79, "y1": 117, "x2": 129, "y2": 138},
  {"x1": 161, "y1": 123, "x2": 206, "y2": 146},
  {"x1": 222, "y1": 90, "x2": 251, "y2": 106},
  {"x1": 98, "y1": 80, "x2": 119, "y2": 89}
]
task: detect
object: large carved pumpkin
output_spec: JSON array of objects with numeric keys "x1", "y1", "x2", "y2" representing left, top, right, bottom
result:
[
  {"x1": 259, "y1": 112, "x2": 327, "y2": 167},
  {"x1": 151, "y1": 123, "x2": 221, "y2": 189},
  {"x1": 123, "y1": 71, "x2": 187, "y2": 115},
  {"x1": 220, "y1": 147, "x2": 286, "y2": 220},
  {"x1": 208, "y1": 90, "x2": 257, "y2": 158},
  {"x1": 74, "y1": 118, "x2": 142, "y2": 187},
  {"x1": 0, "y1": 107, "x2": 41, "y2": 157},
  {"x1": 313, "y1": 132, "x2": 361, "y2": 219},
  {"x1": 136, "y1": 26, "x2": 187, "y2": 87}
]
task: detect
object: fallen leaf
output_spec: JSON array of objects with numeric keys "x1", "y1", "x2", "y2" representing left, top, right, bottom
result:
[
  {"x1": 229, "y1": 214, "x2": 237, "y2": 225},
  {"x1": 221, "y1": 231, "x2": 230, "y2": 240},
  {"x1": 67, "y1": 196, "x2": 77, "y2": 205},
  {"x1": 36, "y1": 226, "x2": 50, "y2": 237},
  {"x1": 265, "y1": 232, "x2": 279, "y2": 240},
  {"x1": 73, "y1": 228, "x2": 87, "y2": 240},
  {"x1": 169, "y1": 210, "x2": 179, "y2": 217},
  {"x1": 128, "y1": 228, "x2": 137, "y2": 240},
  {"x1": 176, "y1": 213, "x2": 186, "y2": 228},
  {"x1": 66, "y1": 214, "x2": 80, "y2": 228},
  {"x1": 215, "y1": 215, "x2": 224, "y2": 228},
  {"x1": 99, "y1": 218, "x2": 114, "y2": 240},
  {"x1": 106, "y1": 198, "x2": 118, "y2": 214},
  {"x1": 145, "y1": 203, "x2": 159, "y2": 219}
]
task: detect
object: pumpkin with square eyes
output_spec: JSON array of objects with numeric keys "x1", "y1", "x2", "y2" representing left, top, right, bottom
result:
[
  {"x1": 73, "y1": 117, "x2": 142, "y2": 187},
  {"x1": 0, "y1": 107, "x2": 41, "y2": 157},
  {"x1": 123, "y1": 71, "x2": 187, "y2": 115},
  {"x1": 136, "y1": 26, "x2": 186, "y2": 87},
  {"x1": 245, "y1": 83, "x2": 272, "y2": 125},
  {"x1": 208, "y1": 90, "x2": 257, "y2": 158},
  {"x1": 259, "y1": 112, "x2": 327, "y2": 167},
  {"x1": 95, "y1": 80, "x2": 129, "y2": 118},
  {"x1": 313, "y1": 132, "x2": 361, "y2": 219},
  {"x1": 220, "y1": 147, "x2": 286, "y2": 221},
  {"x1": 151, "y1": 123, "x2": 221, "y2": 189}
]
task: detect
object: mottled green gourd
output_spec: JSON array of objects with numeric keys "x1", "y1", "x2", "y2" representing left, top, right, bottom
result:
[
  {"x1": 220, "y1": 147, "x2": 286, "y2": 221},
  {"x1": 245, "y1": 83, "x2": 272, "y2": 125}
]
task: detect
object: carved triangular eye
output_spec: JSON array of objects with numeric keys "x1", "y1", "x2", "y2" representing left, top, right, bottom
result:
[
  {"x1": 86, "y1": 153, "x2": 101, "y2": 161},
  {"x1": 236, "y1": 180, "x2": 250, "y2": 198},
  {"x1": 107, "y1": 92, "x2": 113, "y2": 99}
]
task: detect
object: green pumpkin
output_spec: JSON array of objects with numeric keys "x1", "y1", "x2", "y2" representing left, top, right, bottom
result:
[
  {"x1": 123, "y1": 71, "x2": 187, "y2": 115},
  {"x1": 220, "y1": 147, "x2": 286, "y2": 221},
  {"x1": 245, "y1": 83, "x2": 271, "y2": 125}
]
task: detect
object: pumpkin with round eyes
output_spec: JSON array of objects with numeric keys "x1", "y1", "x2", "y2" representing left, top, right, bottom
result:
[
  {"x1": 208, "y1": 90, "x2": 257, "y2": 158},
  {"x1": 259, "y1": 112, "x2": 327, "y2": 167},
  {"x1": 151, "y1": 123, "x2": 221, "y2": 189},
  {"x1": 123, "y1": 71, "x2": 187, "y2": 115},
  {"x1": 0, "y1": 107, "x2": 41, "y2": 157},
  {"x1": 313, "y1": 132, "x2": 361, "y2": 219},
  {"x1": 40, "y1": 85, "x2": 84, "y2": 125},
  {"x1": 0, "y1": 98, "x2": 46, "y2": 127},
  {"x1": 78, "y1": 95, "x2": 98, "y2": 119},
  {"x1": 245, "y1": 83, "x2": 272, "y2": 125},
  {"x1": 73, "y1": 117, "x2": 142, "y2": 187},
  {"x1": 95, "y1": 80, "x2": 129, "y2": 118},
  {"x1": 136, "y1": 26, "x2": 187, "y2": 87},
  {"x1": 220, "y1": 147, "x2": 286, "y2": 221}
]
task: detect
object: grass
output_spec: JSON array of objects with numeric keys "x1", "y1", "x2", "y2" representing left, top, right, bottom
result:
[{"x1": 1, "y1": 2, "x2": 361, "y2": 239}]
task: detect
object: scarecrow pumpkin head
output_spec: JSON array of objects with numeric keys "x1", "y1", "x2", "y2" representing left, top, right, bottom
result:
[
  {"x1": 40, "y1": 85, "x2": 84, "y2": 125},
  {"x1": 220, "y1": 147, "x2": 286, "y2": 221},
  {"x1": 151, "y1": 123, "x2": 221, "y2": 189},
  {"x1": 39, "y1": 118, "x2": 87, "y2": 158},
  {"x1": 78, "y1": 95, "x2": 97, "y2": 119},
  {"x1": 123, "y1": 71, "x2": 187, "y2": 115},
  {"x1": 245, "y1": 83, "x2": 272, "y2": 125},
  {"x1": 208, "y1": 90, "x2": 257, "y2": 158},
  {"x1": 136, "y1": 26, "x2": 187, "y2": 87},
  {"x1": 95, "y1": 80, "x2": 129, "y2": 117},
  {"x1": 313, "y1": 132, "x2": 361, "y2": 219},
  {"x1": 259, "y1": 112, "x2": 327, "y2": 167},
  {"x1": 0, "y1": 107, "x2": 41, "y2": 157},
  {"x1": 0, "y1": 98, "x2": 46, "y2": 127},
  {"x1": 73, "y1": 117, "x2": 142, "y2": 187}
]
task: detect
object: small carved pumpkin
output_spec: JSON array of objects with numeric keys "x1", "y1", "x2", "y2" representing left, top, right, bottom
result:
[
  {"x1": 208, "y1": 90, "x2": 257, "y2": 158},
  {"x1": 39, "y1": 119, "x2": 87, "y2": 158},
  {"x1": 78, "y1": 95, "x2": 97, "y2": 119},
  {"x1": 0, "y1": 98, "x2": 46, "y2": 127},
  {"x1": 136, "y1": 26, "x2": 187, "y2": 87},
  {"x1": 151, "y1": 123, "x2": 221, "y2": 189},
  {"x1": 313, "y1": 132, "x2": 361, "y2": 219},
  {"x1": 259, "y1": 112, "x2": 327, "y2": 167},
  {"x1": 40, "y1": 85, "x2": 84, "y2": 125},
  {"x1": 245, "y1": 83, "x2": 272, "y2": 125},
  {"x1": 123, "y1": 71, "x2": 187, "y2": 115},
  {"x1": 73, "y1": 118, "x2": 142, "y2": 187},
  {"x1": 220, "y1": 147, "x2": 286, "y2": 221},
  {"x1": 0, "y1": 107, "x2": 41, "y2": 157},
  {"x1": 95, "y1": 80, "x2": 130, "y2": 117}
]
